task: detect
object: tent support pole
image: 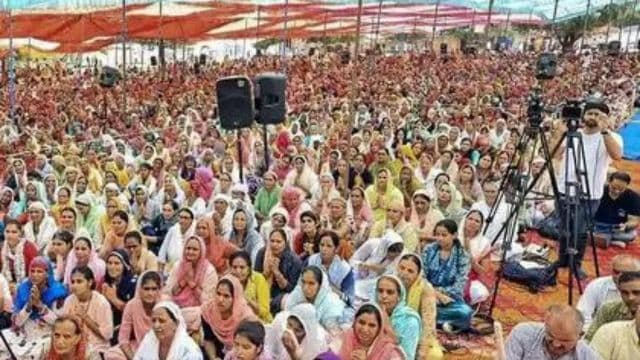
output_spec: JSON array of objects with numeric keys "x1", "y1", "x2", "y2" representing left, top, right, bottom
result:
[
  {"x1": 121, "y1": 0, "x2": 127, "y2": 124},
  {"x1": 580, "y1": 0, "x2": 592, "y2": 49},
  {"x1": 486, "y1": 0, "x2": 494, "y2": 34},
  {"x1": 8, "y1": 8, "x2": 16, "y2": 128},
  {"x1": 281, "y1": 0, "x2": 289, "y2": 74},
  {"x1": 375, "y1": 0, "x2": 383, "y2": 47},
  {"x1": 349, "y1": 0, "x2": 363, "y2": 140},
  {"x1": 605, "y1": 0, "x2": 614, "y2": 43},
  {"x1": 431, "y1": 0, "x2": 440, "y2": 45}
]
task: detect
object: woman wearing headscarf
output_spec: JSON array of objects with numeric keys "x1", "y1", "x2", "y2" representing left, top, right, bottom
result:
[
  {"x1": 44, "y1": 315, "x2": 88, "y2": 360},
  {"x1": 63, "y1": 233, "x2": 106, "y2": 287},
  {"x1": 433, "y1": 181, "x2": 467, "y2": 225},
  {"x1": 459, "y1": 210, "x2": 491, "y2": 306},
  {"x1": 395, "y1": 254, "x2": 443, "y2": 359},
  {"x1": 395, "y1": 165, "x2": 422, "y2": 209},
  {"x1": 23, "y1": 201, "x2": 57, "y2": 253},
  {"x1": 335, "y1": 303, "x2": 404, "y2": 360},
  {"x1": 422, "y1": 219, "x2": 473, "y2": 332},
  {"x1": 255, "y1": 229, "x2": 302, "y2": 314},
  {"x1": 311, "y1": 173, "x2": 340, "y2": 218},
  {"x1": 101, "y1": 250, "x2": 137, "y2": 330},
  {"x1": 146, "y1": 200, "x2": 179, "y2": 255},
  {"x1": 158, "y1": 208, "x2": 196, "y2": 274},
  {"x1": 455, "y1": 164, "x2": 483, "y2": 210},
  {"x1": 209, "y1": 194, "x2": 234, "y2": 236},
  {"x1": 285, "y1": 266, "x2": 349, "y2": 332},
  {"x1": 0, "y1": 187, "x2": 21, "y2": 220},
  {"x1": 409, "y1": 190, "x2": 444, "y2": 252},
  {"x1": 195, "y1": 218, "x2": 237, "y2": 274},
  {"x1": 165, "y1": 235, "x2": 218, "y2": 308},
  {"x1": 369, "y1": 197, "x2": 418, "y2": 254},
  {"x1": 259, "y1": 207, "x2": 294, "y2": 249},
  {"x1": 201, "y1": 275, "x2": 258, "y2": 359},
  {"x1": 347, "y1": 187, "x2": 374, "y2": 248},
  {"x1": 254, "y1": 171, "x2": 282, "y2": 224},
  {"x1": 5, "y1": 158, "x2": 28, "y2": 197},
  {"x1": 153, "y1": 175, "x2": 186, "y2": 209},
  {"x1": 277, "y1": 186, "x2": 313, "y2": 231},
  {"x1": 374, "y1": 275, "x2": 422, "y2": 359},
  {"x1": 133, "y1": 301, "x2": 203, "y2": 360},
  {"x1": 131, "y1": 185, "x2": 159, "y2": 227},
  {"x1": 283, "y1": 156, "x2": 319, "y2": 199},
  {"x1": 2, "y1": 220, "x2": 39, "y2": 291},
  {"x1": 307, "y1": 230, "x2": 355, "y2": 305},
  {"x1": 43, "y1": 174, "x2": 59, "y2": 208},
  {"x1": 51, "y1": 186, "x2": 74, "y2": 224},
  {"x1": 13, "y1": 257, "x2": 68, "y2": 336},
  {"x1": 74, "y1": 193, "x2": 103, "y2": 240},
  {"x1": 104, "y1": 271, "x2": 165, "y2": 360},
  {"x1": 365, "y1": 168, "x2": 404, "y2": 223},
  {"x1": 192, "y1": 166, "x2": 215, "y2": 205},
  {"x1": 265, "y1": 304, "x2": 329, "y2": 360},
  {"x1": 96, "y1": 196, "x2": 127, "y2": 249},
  {"x1": 227, "y1": 208, "x2": 264, "y2": 265},
  {"x1": 182, "y1": 181, "x2": 208, "y2": 219},
  {"x1": 19, "y1": 180, "x2": 48, "y2": 211}
]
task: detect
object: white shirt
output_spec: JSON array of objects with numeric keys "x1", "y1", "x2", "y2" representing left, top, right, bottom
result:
[
  {"x1": 471, "y1": 200, "x2": 513, "y2": 246},
  {"x1": 576, "y1": 276, "x2": 620, "y2": 330},
  {"x1": 557, "y1": 131, "x2": 623, "y2": 200}
]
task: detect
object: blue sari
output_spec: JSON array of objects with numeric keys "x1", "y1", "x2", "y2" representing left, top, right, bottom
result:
[
  {"x1": 307, "y1": 253, "x2": 355, "y2": 305},
  {"x1": 14, "y1": 261, "x2": 67, "y2": 320},
  {"x1": 422, "y1": 242, "x2": 473, "y2": 330},
  {"x1": 374, "y1": 275, "x2": 422, "y2": 360}
]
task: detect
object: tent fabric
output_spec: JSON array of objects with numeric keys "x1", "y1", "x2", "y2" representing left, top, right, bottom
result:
[{"x1": 0, "y1": 1, "x2": 547, "y2": 53}]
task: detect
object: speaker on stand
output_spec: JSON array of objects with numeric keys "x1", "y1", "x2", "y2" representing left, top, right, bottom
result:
[{"x1": 255, "y1": 73, "x2": 286, "y2": 170}]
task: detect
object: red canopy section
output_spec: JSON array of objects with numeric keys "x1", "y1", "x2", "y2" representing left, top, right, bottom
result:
[{"x1": 0, "y1": 1, "x2": 544, "y2": 53}]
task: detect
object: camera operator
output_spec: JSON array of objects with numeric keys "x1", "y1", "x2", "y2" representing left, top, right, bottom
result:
[{"x1": 550, "y1": 101, "x2": 623, "y2": 278}]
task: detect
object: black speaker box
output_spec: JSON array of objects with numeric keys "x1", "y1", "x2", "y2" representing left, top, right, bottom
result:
[
  {"x1": 440, "y1": 43, "x2": 448, "y2": 55},
  {"x1": 150, "y1": 56, "x2": 157, "y2": 66},
  {"x1": 99, "y1": 66, "x2": 121, "y2": 88},
  {"x1": 255, "y1": 73, "x2": 286, "y2": 125},
  {"x1": 199, "y1": 54, "x2": 207, "y2": 65},
  {"x1": 217, "y1": 76, "x2": 255, "y2": 130},
  {"x1": 608, "y1": 40, "x2": 621, "y2": 55}
]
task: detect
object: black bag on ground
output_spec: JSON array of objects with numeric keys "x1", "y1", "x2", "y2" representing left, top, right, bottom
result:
[{"x1": 502, "y1": 255, "x2": 557, "y2": 293}]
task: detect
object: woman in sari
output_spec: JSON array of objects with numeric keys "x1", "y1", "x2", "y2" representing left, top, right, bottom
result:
[
  {"x1": 96, "y1": 197, "x2": 127, "y2": 249},
  {"x1": 104, "y1": 271, "x2": 164, "y2": 360},
  {"x1": 131, "y1": 185, "x2": 159, "y2": 227},
  {"x1": 374, "y1": 275, "x2": 422, "y2": 360},
  {"x1": 44, "y1": 315, "x2": 88, "y2": 360},
  {"x1": 396, "y1": 254, "x2": 443, "y2": 359},
  {"x1": 369, "y1": 196, "x2": 418, "y2": 253},
  {"x1": 284, "y1": 266, "x2": 349, "y2": 332},
  {"x1": 277, "y1": 186, "x2": 313, "y2": 230},
  {"x1": 259, "y1": 207, "x2": 294, "y2": 249},
  {"x1": 74, "y1": 193, "x2": 103, "y2": 240},
  {"x1": 336, "y1": 303, "x2": 404, "y2": 360},
  {"x1": 227, "y1": 208, "x2": 263, "y2": 265},
  {"x1": 133, "y1": 301, "x2": 203, "y2": 360},
  {"x1": 165, "y1": 236, "x2": 217, "y2": 308},
  {"x1": 433, "y1": 181, "x2": 467, "y2": 225},
  {"x1": 283, "y1": 156, "x2": 319, "y2": 199},
  {"x1": 2, "y1": 220, "x2": 39, "y2": 292},
  {"x1": 307, "y1": 230, "x2": 355, "y2": 306},
  {"x1": 254, "y1": 171, "x2": 282, "y2": 224},
  {"x1": 63, "y1": 234, "x2": 106, "y2": 287},
  {"x1": 229, "y1": 251, "x2": 272, "y2": 323},
  {"x1": 455, "y1": 164, "x2": 483, "y2": 210},
  {"x1": 43, "y1": 174, "x2": 58, "y2": 208},
  {"x1": 409, "y1": 190, "x2": 444, "y2": 253},
  {"x1": 347, "y1": 187, "x2": 374, "y2": 248},
  {"x1": 101, "y1": 250, "x2": 137, "y2": 330},
  {"x1": 365, "y1": 168, "x2": 403, "y2": 223},
  {"x1": 63, "y1": 266, "x2": 114, "y2": 358},
  {"x1": 13, "y1": 257, "x2": 68, "y2": 337},
  {"x1": 51, "y1": 186, "x2": 74, "y2": 224},
  {"x1": 124, "y1": 231, "x2": 158, "y2": 275},
  {"x1": 350, "y1": 230, "x2": 405, "y2": 282},
  {"x1": 422, "y1": 219, "x2": 474, "y2": 332},
  {"x1": 0, "y1": 187, "x2": 21, "y2": 220},
  {"x1": 201, "y1": 275, "x2": 258, "y2": 359},
  {"x1": 311, "y1": 173, "x2": 340, "y2": 218},
  {"x1": 49, "y1": 230, "x2": 74, "y2": 282},
  {"x1": 23, "y1": 201, "x2": 57, "y2": 253},
  {"x1": 255, "y1": 229, "x2": 302, "y2": 314},
  {"x1": 395, "y1": 165, "x2": 422, "y2": 209},
  {"x1": 324, "y1": 197, "x2": 351, "y2": 242},
  {"x1": 158, "y1": 208, "x2": 196, "y2": 274},
  {"x1": 459, "y1": 210, "x2": 491, "y2": 305},
  {"x1": 196, "y1": 217, "x2": 237, "y2": 274},
  {"x1": 265, "y1": 303, "x2": 329, "y2": 360}
]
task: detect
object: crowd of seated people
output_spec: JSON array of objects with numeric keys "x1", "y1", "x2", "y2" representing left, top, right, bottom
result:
[{"x1": 0, "y1": 48, "x2": 637, "y2": 359}]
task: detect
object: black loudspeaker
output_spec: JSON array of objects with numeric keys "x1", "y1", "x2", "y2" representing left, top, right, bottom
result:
[
  {"x1": 150, "y1": 56, "x2": 157, "y2": 66},
  {"x1": 99, "y1": 66, "x2": 121, "y2": 88},
  {"x1": 440, "y1": 43, "x2": 448, "y2": 55},
  {"x1": 608, "y1": 40, "x2": 621, "y2": 55},
  {"x1": 217, "y1": 76, "x2": 255, "y2": 130},
  {"x1": 536, "y1": 52, "x2": 557, "y2": 80},
  {"x1": 341, "y1": 51, "x2": 350, "y2": 65},
  {"x1": 199, "y1": 54, "x2": 207, "y2": 65},
  {"x1": 255, "y1": 73, "x2": 286, "y2": 125}
]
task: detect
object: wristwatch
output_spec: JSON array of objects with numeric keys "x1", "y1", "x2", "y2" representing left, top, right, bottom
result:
[{"x1": 601, "y1": 130, "x2": 610, "y2": 136}]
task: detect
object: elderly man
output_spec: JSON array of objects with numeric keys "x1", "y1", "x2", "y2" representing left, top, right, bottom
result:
[
  {"x1": 577, "y1": 254, "x2": 640, "y2": 330},
  {"x1": 585, "y1": 270, "x2": 640, "y2": 341},
  {"x1": 505, "y1": 304, "x2": 598, "y2": 359},
  {"x1": 590, "y1": 307, "x2": 640, "y2": 360}
]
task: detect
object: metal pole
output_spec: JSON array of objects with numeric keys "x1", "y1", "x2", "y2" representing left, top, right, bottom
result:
[
  {"x1": 431, "y1": 0, "x2": 440, "y2": 44},
  {"x1": 256, "y1": 5, "x2": 261, "y2": 45},
  {"x1": 486, "y1": 0, "x2": 495, "y2": 34},
  {"x1": 281, "y1": 0, "x2": 289, "y2": 74},
  {"x1": 121, "y1": 0, "x2": 127, "y2": 124},
  {"x1": 620, "y1": 0, "x2": 632, "y2": 43},
  {"x1": 580, "y1": 0, "x2": 592, "y2": 49},
  {"x1": 349, "y1": 0, "x2": 364, "y2": 136},
  {"x1": 8, "y1": 7, "x2": 16, "y2": 127},
  {"x1": 502, "y1": 10, "x2": 511, "y2": 36},
  {"x1": 375, "y1": 0, "x2": 383, "y2": 46},
  {"x1": 243, "y1": 18, "x2": 248, "y2": 58},
  {"x1": 159, "y1": 0, "x2": 165, "y2": 77},
  {"x1": 605, "y1": 0, "x2": 614, "y2": 43},
  {"x1": 323, "y1": 10, "x2": 328, "y2": 47}
]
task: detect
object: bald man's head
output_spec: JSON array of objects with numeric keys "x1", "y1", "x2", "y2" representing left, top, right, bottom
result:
[
  {"x1": 544, "y1": 304, "x2": 583, "y2": 357},
  {"x1": 612, "y1": 255, "x2": 640, "y2": 285}
]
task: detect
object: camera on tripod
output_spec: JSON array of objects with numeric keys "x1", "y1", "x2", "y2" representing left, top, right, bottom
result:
[
  {"x1": 527, "y1": 87, "x2": 544, "y2": 127},
  {"x1": 561, "y1": 99, "x2": 583, "y2": 131}
]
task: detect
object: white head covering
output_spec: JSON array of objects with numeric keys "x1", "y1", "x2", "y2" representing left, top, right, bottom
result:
[
  {"x1": 265, "y1": 303, "x2": 329, "y2": 360},
  {"x1": 134, "y1": 301, "x2": 203, "y2": 360}
]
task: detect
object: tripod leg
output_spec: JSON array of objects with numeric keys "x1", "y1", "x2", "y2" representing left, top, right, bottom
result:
[{"x1": 576, "y1": 135, "x2": 600, "y2": 277}]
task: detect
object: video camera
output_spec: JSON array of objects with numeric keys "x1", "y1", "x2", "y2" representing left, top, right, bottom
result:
[{"x1": 561, "y1": 99, "x2": 583, "y2": 132}]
